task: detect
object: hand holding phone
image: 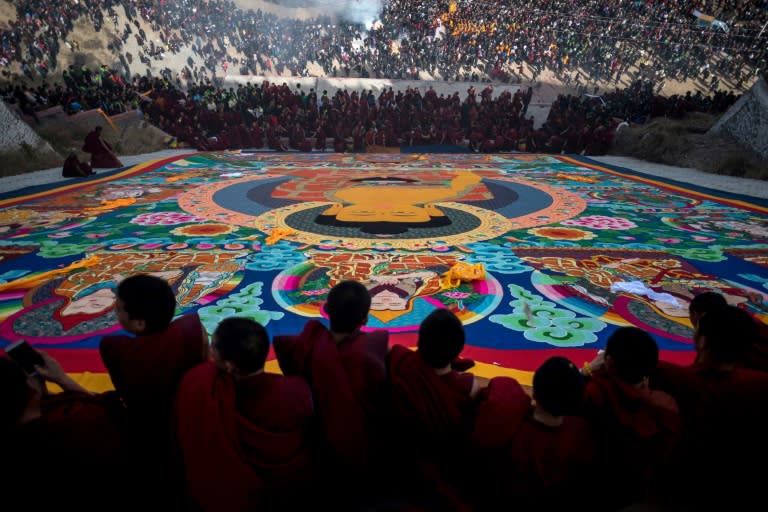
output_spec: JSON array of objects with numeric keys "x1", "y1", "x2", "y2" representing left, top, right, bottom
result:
[{"x1": 5, "y1": 340, "x2": 45, "y2": 375}]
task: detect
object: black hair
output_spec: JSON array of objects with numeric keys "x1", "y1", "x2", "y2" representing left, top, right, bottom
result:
[
  {"x1": 418, "y1": 309, "x2": 465, "y2": 368},
  {"x1": 324, "y1": 280, "x2": 371, "y2": 333},
  {"x1": 605, "y1": 327, "x2": 659, "y2": 384},
  {"x1": 697, "y1": 305, "x2": 757, "y2": 363},
  {"x1": 689, "y1": 291, "x2": 727, "y2": 314},
  {"x1": 533, "y1": 356, "x2": 584, "y2": 417},
  {"x1": 116, "y1": 274, "x2": 176, "y2": 334},
  {"x1": 213, "y1": 317, "x2": 270, "y2": 374}
]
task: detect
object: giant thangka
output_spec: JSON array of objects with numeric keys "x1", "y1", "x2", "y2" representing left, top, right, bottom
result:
[{"x1": 709, "y1": 77, "x2": 768, "y2": 160}]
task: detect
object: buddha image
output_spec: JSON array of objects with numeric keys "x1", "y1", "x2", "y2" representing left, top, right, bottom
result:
[{"x1": 315, "y1": 172, "x2": 481, "y2": 234}]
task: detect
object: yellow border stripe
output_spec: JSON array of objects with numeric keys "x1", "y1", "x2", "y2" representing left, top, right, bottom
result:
[
  {"x1": 559, "y1": 156, "x2": 768, "y2": 214},
  {"x1": 472, "y1": 361, "x2": 533, "y2": 385},
  {"x1": 69, "y1": 358, "x2": 533, "y2": 394}
]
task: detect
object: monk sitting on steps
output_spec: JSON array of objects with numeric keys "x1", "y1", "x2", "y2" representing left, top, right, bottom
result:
[
  {"x1": 582, "y1": 327, "x2": 681, "y2": 509},
  {"x1": 99, "y1": 273, "x2": 208, "y2": 507},
  {"x1": 387, "y1": 309, "x2": 490, "y2": 510},
  {"x1": 273, "y1": 280, "x2": 390, "y2": 508},
  {"x1": 653, "y1": 305, "x2": 768, "y2": 509},
  {"x1": 62, "y1": 152, "x2": 94, "y2": 177},
  {"x1": 83, "y1": 125, "x2": 123, "y2": 168},
  {"x1": 175, "y1": 317, "x2": 315, "y2": 512},
  {"x1": 469, "y1": 357, "x2": 595, "y2": 511}
]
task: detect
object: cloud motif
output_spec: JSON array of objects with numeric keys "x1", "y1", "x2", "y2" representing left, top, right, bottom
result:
[
  {"x1": 667, "y1": 246, "x2": 726, "y2": 262},
  {"x1": 489, "y1": 284, "x2": 606, "y2": 347},
  {"x1": 245, "y1": 240, "x2": 307, "y2": 272},
  {"x1": 464, "y1": 242, "x2": 532, "y2": 274},
  {"x1": 38, "y1": 241, "x2": 102, "y2": 258},
  {"x1": 0, "y1": 269, "x2": 31, "y2": 283},
  {"x1": 197, "y1": 282, "x2": 284, "y2": 334}
]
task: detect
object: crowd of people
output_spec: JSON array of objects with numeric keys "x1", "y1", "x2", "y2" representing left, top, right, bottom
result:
[
  {"x1": 139, "y1": 77, "x2": 738, "y2": 155},
  {"x1": 2, "y1": 275, "x2": 767, "y2": 511},
  {"x1": 1, "y1": 1, "x2": 766, "y2": 88},
  {"x1": 0, "y1": 0, "x2": 755, "y2": 160},
  {"x1": 0, "y1": 64, "x2": 740, "y2": 159}
]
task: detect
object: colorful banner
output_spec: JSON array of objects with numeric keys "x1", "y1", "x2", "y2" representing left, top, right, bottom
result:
[{"x1": 692, "y1": 9, "x2": 729, "y2": 32}]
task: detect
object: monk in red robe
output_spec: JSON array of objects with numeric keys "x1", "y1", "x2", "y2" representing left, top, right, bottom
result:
[
  {"x1": 387, "y1": 309, "x2": 488, "y2": 510},
  {"x1": 470, "y1": 357, "x2": 594, "y2": 511},
  {"x1": 62, "y1": 152, "x2": 94, "y2": 177},
  {"x1": 689, "y1": 290, "x2": 768, "y2": 372},
  {"x1": 175, "y1": 318, "x2": 314, "y2": 512},
  {"x1": 653, "y1": 305, "x2": 768, "y2": 509},
  {"x1": 583, "y1": 327, "x2": 681, "y2": 509},
  {"x1": 1, "y1": 353, "x2": 137, "y2": 511},
  {"x1": 99, "y1": 274, "x2": 208, "y2": 507},
  {"x1": 273, "y1": 280, "x2": 388, "y2": 505},
  {"x1": 82, "y1": 126, "x2": 123, "y2": 168}
]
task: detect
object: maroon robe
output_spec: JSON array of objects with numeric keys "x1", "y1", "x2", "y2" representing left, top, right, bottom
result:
[
  {"x1": 583, "y1": 371, "x2": 681, "y2": 506},
  {"x1": 62, "y1": 154, "x2": 93, "y2": 177},
  {"x1": 653, "y1": 362, "x2": 768, "y2": 507},
  {"x1": 273, "y1": 319, "x2": 388, "y2": 468},
  {"x1": 100, "y1": 311, "x2": 207, "y2": 489},
  {"x1": 469, "y1": 377, "x2": 594, "y2": 508},
  {"x1": 388, "y1": 345, "x2": 475, "y2": 449},
  {"x1": 387, "y1": 345, "x2": 481, "y2": 510},
  {"x1": 175, "y1": 362, "x2": 313, "y2": 512},
  {"x1": 502, "y1": 414, "x2": 594, "y2": 507},
  {"x1": 740, "y1": 317, "x2": 768, "y2": 372},
  {"x1": 82, "y1": 129, "x2": 123, "y2": 168},
  {"x1": 3, "y1": 391, "x2": 136, "y2": 511}
]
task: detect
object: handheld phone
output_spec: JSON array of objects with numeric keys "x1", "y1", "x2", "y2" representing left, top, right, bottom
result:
[{"x1": 5, "y1": 340, "x2": 45, "y2": 374}]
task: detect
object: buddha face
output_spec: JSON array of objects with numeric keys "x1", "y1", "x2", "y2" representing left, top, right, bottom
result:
[
  {"x1": 321, "y1": 172, "x2": 481, "y2": 225},
  {"x1": 334, "y1": 202, "x2": 436, "y2": 223}
]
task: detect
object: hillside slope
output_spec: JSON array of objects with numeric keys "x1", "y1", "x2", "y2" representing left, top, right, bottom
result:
[{"x1": 610, "y1": 113, "x2": 767, "y2": 181}]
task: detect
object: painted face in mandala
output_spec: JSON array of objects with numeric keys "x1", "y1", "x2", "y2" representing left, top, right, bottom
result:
[
  {"x1": 194, "y1": 271, "x2": 223, "y2": 286},
  {"x1": 652, "y1": 298, "x2": 690, "y2": 319},
  {"x1": 370, "y1": 289, "x2": 409, "y2": 311},
  {"x1": 61, "y1": 288, "x2": 116, "y2": 316}
]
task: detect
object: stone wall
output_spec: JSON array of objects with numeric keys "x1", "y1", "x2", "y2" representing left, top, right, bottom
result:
[
  {"x1": 0, "y1": 101, "x2": 49, "y2": 152},
  {"x1": 709, "y1": 77, "x2": 768, "y2": 160}
]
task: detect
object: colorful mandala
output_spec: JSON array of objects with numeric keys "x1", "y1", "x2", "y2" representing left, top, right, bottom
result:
[{"x1": 1, "y1": 152, "x2": 767, "y2": 383}]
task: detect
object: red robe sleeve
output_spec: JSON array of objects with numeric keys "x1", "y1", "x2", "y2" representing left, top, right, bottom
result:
[
  {"x1": 387, "y1": 345, "x2": 473, "y2": 448},
  {"x1": 3, "y1": 391, "x2": 135, "y2": 509}
]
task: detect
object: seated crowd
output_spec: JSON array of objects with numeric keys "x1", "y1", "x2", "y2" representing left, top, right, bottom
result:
[
  {"x1": 2, "y1": 63, "x2": 739, "y2": 158},
  {"x1": 2, "y1": 276, "x2": 768, "y2": 511}
]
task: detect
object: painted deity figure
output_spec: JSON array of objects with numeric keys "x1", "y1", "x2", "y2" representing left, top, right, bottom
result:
[{"x1": 0, "y1": 251, "x2": 245, "y2": 342}]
